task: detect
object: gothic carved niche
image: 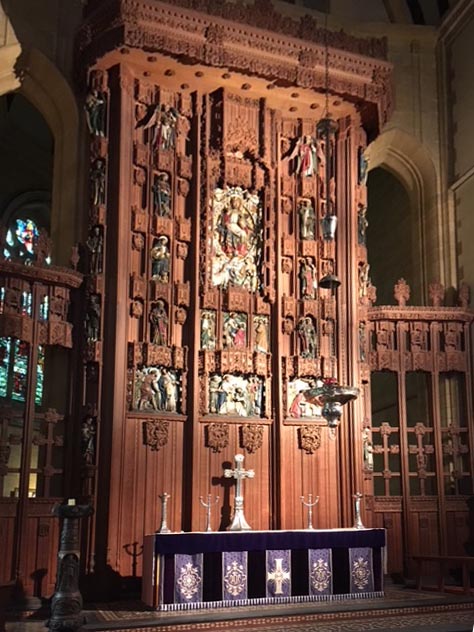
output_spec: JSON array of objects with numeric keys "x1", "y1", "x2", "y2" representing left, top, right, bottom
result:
[
  {"x1": 240, "y1": 423, "x2": 264, "y2": 454},
  {"x1": 206, "y1": 422, "x2": 229, "y2": 453},
  {"x1": 298, "y1": 425, "x2": 322, "y2": 455},
  {"x1": 143, "y1": 418, "x2": 169, "y2": 451}
]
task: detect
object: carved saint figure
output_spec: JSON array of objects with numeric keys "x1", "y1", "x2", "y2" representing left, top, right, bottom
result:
[
  {"x1": 84, "y1": 89, "x2": 107, "y2": 137},
  {"x1": 357, "y1": 204, "x2": 368, "y2": 246},
  {"x1": 81, "y1": 414, "x2": 96, "y2": 465},
  {"x1": 358, "y1": 147, "x2": 369, "y2": 185},
  {"x1": 156, "y1": 105, "x2": 179, "y2": 150},
  {"x1": 254, "y1": 315, "x2": 269, "y2": 353},
  {"x1": 288, "y1": 135, "x2": 317, "y2": 177},
  {"x1": 85, "y1": 294, "x2": 101, "y2": 341},
  {"x1": 152, "y1": 172, "x2": 171, "y2": 217},
  {"x1": 288, "y1": 377, "x2": 322, "y2": 418},
  {"x1": 359, "y1": 262, "x2": 370, "y2": 298},
  {"x1": 151, "y1": 236, "x2": 170, "y2": 282},
  {"x1": 137, "y1": 368, "x2": 160, "y2": 411},
  {"x1": 86, "y1": 225, "x2": 103, "y2": 275},
  {"x1": 149, "y1": 300, "x2": 168, "y2": 346},
  {"x1": 298, "y1": 199, "x2": 316, "y2": 240},
  {"x1": 201, "y1": 310, "x2": 216, "y2": 350},
  {"x1": 90, "y1": 159, "x2": 106, "y2": 206},
  {"x1": 362, "y1": 428, "x2": 374, "y2": 471},
  {"x1": 300, "y1": 257, "x2": 317, "y2": 300},
  {"x1": 297, "y1": 316, "x2": 317, "y2": 359}
]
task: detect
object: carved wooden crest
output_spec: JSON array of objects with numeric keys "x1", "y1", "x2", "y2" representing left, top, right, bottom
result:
[
  {"x1": 206, "y1": 422, "x2": 229, "y2": 453},
  {"x1": 298, "y1": 425, "x2": 322, "y2": 454},
  {"x1": 240, "y1": 424, "x2": 264, "y2": 453},
  {"x1": 143, "y1": 419, "x2": 169, "y2": 451}
]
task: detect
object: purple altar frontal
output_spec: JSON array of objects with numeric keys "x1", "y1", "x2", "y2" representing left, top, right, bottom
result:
[{"x1": 142, "y1": 529, "x2": 386, "y2": 610}]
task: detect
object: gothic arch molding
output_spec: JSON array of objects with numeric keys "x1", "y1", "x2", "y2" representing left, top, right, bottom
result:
[
  {"x1": 0, "y1": 46, "x2": 80, "y2": 264},
  {"x1": 365, "y1": 127, "x2": 442, "y2": 300}
]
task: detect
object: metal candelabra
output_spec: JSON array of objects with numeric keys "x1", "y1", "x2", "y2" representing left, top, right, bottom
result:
[
  {"x1": 301, "y1": 493, "x2": 319, "y2": 530},
  {"x1": 199, "y1": 494, "x2": 220, "y2": 532}
]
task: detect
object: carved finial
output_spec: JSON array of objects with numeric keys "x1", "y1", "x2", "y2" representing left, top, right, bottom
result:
[
  {"x1": 428, "y1": 281, "x2": 444, "y2": 307},
  {"x1": 394, "y1": 278, "x2": 410, "y2": 306},
  {"x1": 459, "y1": 282, "x2": 470, "y2": 309},
  {"x1": 35, "y1": 228, "x2": 52, "y2": 265}
]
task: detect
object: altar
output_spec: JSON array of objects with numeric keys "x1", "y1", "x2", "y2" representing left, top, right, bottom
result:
[{"x1": 142, "y1": 528, "x2": 386, "y2": 610}]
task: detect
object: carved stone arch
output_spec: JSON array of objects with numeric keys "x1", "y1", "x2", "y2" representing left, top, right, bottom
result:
[
  {"x1": 0, "y1": 46, "x2": 80, "y2": 266},
  {"x1": 365, "y1": 127, "x2": 442, "y2": 302}
]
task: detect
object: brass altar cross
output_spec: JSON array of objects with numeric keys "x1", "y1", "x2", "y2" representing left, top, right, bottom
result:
[
  {"x1": 224, "y1": 453, "x2": 254, "y2": 531},
  {"x1": 267, "y1": 558, "x2": 291, "y2": 595}
]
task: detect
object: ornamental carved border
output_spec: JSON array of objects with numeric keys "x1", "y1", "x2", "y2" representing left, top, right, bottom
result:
[{"x1": 78, "y1": 0, "x2": 393, "y2": 133}]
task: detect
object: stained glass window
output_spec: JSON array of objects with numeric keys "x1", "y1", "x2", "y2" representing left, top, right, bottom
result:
[
  {"x1": 0, "y1": 337, "x2": 44, "y2": 405},
  {"x1": 5, "y1": 218, "x2": 39, "y2": 262}
]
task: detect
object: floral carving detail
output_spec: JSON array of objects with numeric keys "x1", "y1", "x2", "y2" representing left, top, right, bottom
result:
[
  {"x1": 240, "y1": 424, "x2": 264, "y2": 453},
  {"x1": 394, "y1": 278, "x2": 410, "y2": 306},
  {"x1": 298, "y1": 425, "x2": 322, "y2": 454},
  {"x1": 175, "y1": 307, "x2": 187, "y2": 325},
  {"x1": 206, "y1": 422, "x2": 229, "y2": 453},
  {"x1": 143, "y1": 419, "x2": 169, "y2": 451}
]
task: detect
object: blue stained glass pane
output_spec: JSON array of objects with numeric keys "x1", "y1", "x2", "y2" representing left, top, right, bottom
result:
[
  {"x1": 0, "y1": 337, "x2": 11, "y2": 398},
  {"x1": 16, "y1": 219, "x2": 38, "y2": 256},
  {"x1": 6, "y1": 229, "x2": 14, "y2": 247},
  {"x1": 12, "y1": 339, "x2": 29, "y2": 401},
  {"x1": 35, "y1": 346, "x2": 44, "y2": 405}
]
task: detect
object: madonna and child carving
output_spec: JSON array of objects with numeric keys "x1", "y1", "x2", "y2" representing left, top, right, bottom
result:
[
  {"x1": 211, "y1": 187, "x2": 262, "y2": 292},
  {"x1": 298, "y1": 199, "x2": 316, "y2": 240},
  {"x1": 223, "y1": 312, "x2": 247, "y2": 349},
  {"x1": 136, "y1": 102, "x2": 180, "y2": 151},
  {"x1": 201, "y1": 310, "x2": 217, "y2": 350},
  {"x1": 151, "y1": 236, "x2": 170, "y2": 282},
  {"x1": 152, "y1": 172, "x2": 172, "y2": 217},
  {"x1": 134, "y1": 366, "x2": 180, "y2": 413},
  {"x1": 209, "y1": 374, "x2": 264, "y2": 417},
  {"x1": 149, "y1": 300, "x2": 168, "y2": 346},
  {"x1": 288, "y1": 377, "x2": 323, "y2": 418}
]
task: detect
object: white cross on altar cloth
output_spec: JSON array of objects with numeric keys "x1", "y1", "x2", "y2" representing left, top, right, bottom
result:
[{"x1": 267, "y1": 558, "x2": 291, "y2": 594}]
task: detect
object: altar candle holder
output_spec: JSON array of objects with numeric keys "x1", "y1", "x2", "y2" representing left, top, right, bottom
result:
[
  {"x1": 301, "y1": 493, "x2": 319, "y2": 530},
  {"x1": 353, "y1": 492, "x2": 365, "y2": 529},
  {"x1": 199, "y1": 494, "x2": 220, "y2": 532},
  {"x1": 157, "y1": 492, "x2": 171, "y2": 533}
]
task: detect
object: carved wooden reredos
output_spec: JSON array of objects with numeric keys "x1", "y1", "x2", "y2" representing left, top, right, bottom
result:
[{"x1": 77, "y1": 0, "x2": 402, "y2": 574}]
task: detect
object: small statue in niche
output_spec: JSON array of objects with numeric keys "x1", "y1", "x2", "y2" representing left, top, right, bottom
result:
[
  {"x1": 359, "y1": 262, "x2": 370, "y2": 299},
  {"x1": 299, "y1": 257, "x2": 317, "y2": 300},
  {"x1": 297, "y1": 316, "x2": 317, "y2": 359},
  {"x1": 254, "y1": 315, "x2": 269, "y2": 354},
  {"x1": 152, "y1": 172, "x2": 172, "y2": 217},
  {"x1": 358, "y1": 147, "x2": 369, "y2": 185},
  {"x1": 84, "y1": 88, "x2": 107, "y2": 137},
  {"x1": 362, "y1": 428, "x2": 374, "y2": 472},
  {"x1": 149, "y1": 300, "x2": 168, "y2": 346},
  {"x1": 86, "y1": 225, "x2": 104, "y2": 275},
  {"x1": 209, "y1": 375, "x2": 222, "y2": 413},
  {"x1": 151, "y1": 236, "x2": 170, "y2": 282},
  {"x1": 298, "y1": 199, "x2": 316, "y2": 240},
  {"x1": 156, "y1": 105, "x2": 179, "y2": 151},
  {"x1": 287, "y1": 135, "x2": 317, "y2": 177},
  {"x1": 81, "y1": 414, "x2": 96, "y2": 465},
  {"x1": 357, "y1": 204, "x2": 368, "y2": 246},
  {"x1": 201, "y1": 310, "x2": 216, "y2": 350},
  {"x1": 85, "y1": 294, "x2": 101, "y2": 341},
  {"x1": 359, "y1": 321, "x2": 367, "y2": 362},
  {"x1": 90, "y1": 158, "x2": 106, "y2": 206}
]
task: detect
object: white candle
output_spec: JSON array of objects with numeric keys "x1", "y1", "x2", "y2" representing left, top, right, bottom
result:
[{"x1": 67, "y1": 498, "x2": 76, "y2": 506}]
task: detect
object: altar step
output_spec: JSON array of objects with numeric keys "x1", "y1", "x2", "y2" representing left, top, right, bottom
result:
[{"x1": 76, "y1": 586, "x2": 474, "y2": 632}]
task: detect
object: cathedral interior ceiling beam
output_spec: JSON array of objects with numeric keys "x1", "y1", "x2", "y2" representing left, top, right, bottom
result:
[
  {"x1": 382, "y1": 0, "x2": 413, "y2": 23},
  {"x1": 78, "y1": 0, "x2": 394, "y2": 137}
]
